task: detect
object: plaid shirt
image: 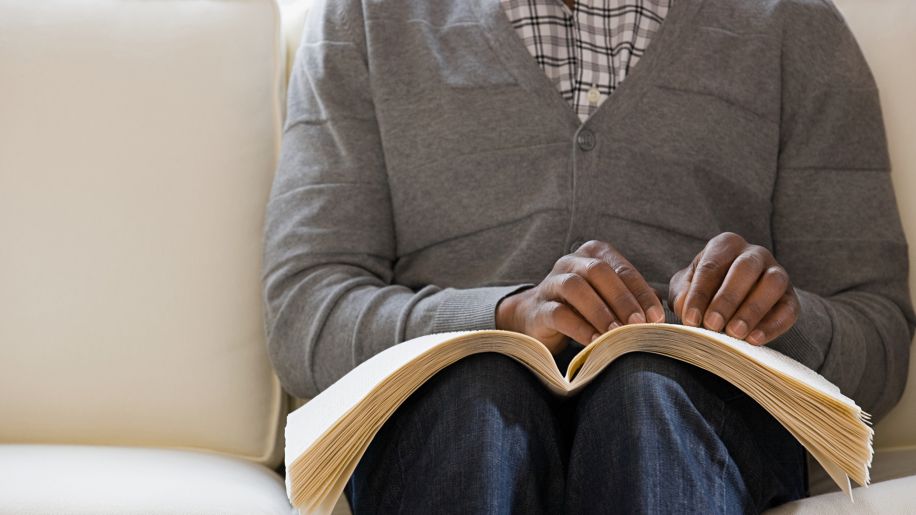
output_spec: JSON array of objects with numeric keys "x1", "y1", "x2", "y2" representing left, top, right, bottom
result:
[{"x1": 501, "y1": 0, "x2": 672, "y2": 122}]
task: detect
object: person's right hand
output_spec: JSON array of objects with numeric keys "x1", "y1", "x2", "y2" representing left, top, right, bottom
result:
[{"x1": 495, "y1": 240, "x2": 665, "y2": 354}]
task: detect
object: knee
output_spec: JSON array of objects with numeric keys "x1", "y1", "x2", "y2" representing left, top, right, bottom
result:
[
  {"x1": 578, "y1": 353, "x2": 717, "y2": 421},
  {"x1": 598, "y1": 352, "x2": 692, "y2": 393},
  {"x1": 405, "y1": 353, "x2": 553, "y2": 429}
]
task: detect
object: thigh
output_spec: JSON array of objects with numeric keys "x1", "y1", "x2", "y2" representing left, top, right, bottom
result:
[
  {"x1": 717, "y1": 391, "x2": 808, "y2": 511},
  {"x1": 567, "y1": 352, "x2": 806, "y2": 514},
  {"x1": 347, "y1": 352, "x2": 566, "y2": 515}
]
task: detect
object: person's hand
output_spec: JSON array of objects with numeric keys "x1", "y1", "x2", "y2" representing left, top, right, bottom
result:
[
  {"x1": 669, "y1": 232, "x2": 799, "y2": 346},
  {"x1": 496, "y1": 240, "x2": 665, "y2": 354}
]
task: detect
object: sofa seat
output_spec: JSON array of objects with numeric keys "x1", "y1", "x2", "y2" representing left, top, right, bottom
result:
[
  {"x1": 807, "y1": 448, "x2": 916, "y2": 496},
  {"x1": 0, "y1": 445, "x2": 294, "y2": 515},
  {"x1": 767, "y1": 476, "x2": 916, "y2": 514}
]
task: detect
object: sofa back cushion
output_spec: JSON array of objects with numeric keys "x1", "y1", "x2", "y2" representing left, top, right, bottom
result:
[
  {"x1": 0, "y1": 0, "x2": 284, "y2": 465},
  {"x1": 835, "y1": 0, "x2": 916, "y2": 451}
]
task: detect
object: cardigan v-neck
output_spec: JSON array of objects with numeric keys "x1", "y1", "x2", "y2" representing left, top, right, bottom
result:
[{"x1": 473, "y1": 0, "x2": 704, "y2": 129}]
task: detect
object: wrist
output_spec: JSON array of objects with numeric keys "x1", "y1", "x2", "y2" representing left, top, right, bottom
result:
[{"x1": 495, "y1": 291, "x2": 523, "y2": 332}]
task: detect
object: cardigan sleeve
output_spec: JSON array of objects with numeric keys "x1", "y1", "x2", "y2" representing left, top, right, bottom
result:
[
  {"x1": 766, "y1": 0, "x2": 915, "y2": 420},
  {"x1": 261, "y1": 0, "x2": 527, "y2": 398}
]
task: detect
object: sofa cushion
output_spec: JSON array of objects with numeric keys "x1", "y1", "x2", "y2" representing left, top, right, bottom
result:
[
  {"x1": 0, "y1": 445, "x2": 294, "y2": 515},
  {"x1": 0, "y1": 0, "x2": 284, "y2": 464}
]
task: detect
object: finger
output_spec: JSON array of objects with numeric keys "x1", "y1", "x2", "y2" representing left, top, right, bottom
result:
[
  {"x1": 570, "y1": 241, "x2": 663, "y2": 324},
  {"x1": 538, "y1": 300, "x2": 601, "y2": 346},
  {"x1": 596, "y1": 252, "x2": 664, "y2": 324},
  {"x1": 703, "y1": 249, "x2": 768, "y2": 332},
  {"x1": 682, "y1": 251, "x2": 702, "y2": 284},
  {"x1": 615, "y1": 260, "x2": 666, "y2": 323},
  {"x1": 563, "y1": 257, "x2": 640, "y2": 328},
  {"x1": 726, "y1": 265, "x2": 791, "y2": 340},
  {"x1": 745, "y1": 292, "x2": 800, "y2": 345},
  {"x1": 683, "y1": 235, "x2": 744, "y2": 327},
  {"x1": 668, "y1": 267, "x2": 691, "y2": 317},
  {"x1": 546, "y1": 272, "x2": 617, "y2": 334}
]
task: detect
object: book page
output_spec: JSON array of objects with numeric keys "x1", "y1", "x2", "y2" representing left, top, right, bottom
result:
[
  {"x1": 572, "y1": 324, "x2": 856, "y2": 408},
  {"x1": 671, "y1": 325, "x2": 856, "y2": 407},
  {"x1": 284, "y1": 331, "x2": 475, "y2": 495}
]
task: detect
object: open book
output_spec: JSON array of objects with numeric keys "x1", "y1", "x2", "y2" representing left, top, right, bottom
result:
[{"x1": 284, "y1": 323, "x2": 873, "y2": 514}]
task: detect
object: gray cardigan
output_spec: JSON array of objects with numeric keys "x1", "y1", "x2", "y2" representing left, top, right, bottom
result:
[{"x1": 262, "y1": 0, "x2": 914, "y2": 419}]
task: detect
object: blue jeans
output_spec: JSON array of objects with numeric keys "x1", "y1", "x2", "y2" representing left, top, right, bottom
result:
[{"x1": 346, "y1": 349, "x2": 807, "y2": 514}]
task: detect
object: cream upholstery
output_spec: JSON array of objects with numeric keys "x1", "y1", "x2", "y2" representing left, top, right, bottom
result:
[
  {"x1": 0, "y1": 445, "x2": 295, "y2": 515},
  {"x1": 809, "y1": 449, "x2": 916, "y2": 496},
  {"x1": 279, "y1": 0, "x2": 312, "y2": 89},
  {"x1": 0, "y1": 0, "x2": 284, "y2": 464},
  {"x1": 0, "y1": 0, "x2": 292, "y2": 512},
  {"x1": 769, "y1": 476, "x2": 916, "y2": 514}
]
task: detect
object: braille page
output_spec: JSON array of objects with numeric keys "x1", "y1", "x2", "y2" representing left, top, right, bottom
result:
[{"x1": 670, "y1": 325, "x2": 857, "y2": 408}]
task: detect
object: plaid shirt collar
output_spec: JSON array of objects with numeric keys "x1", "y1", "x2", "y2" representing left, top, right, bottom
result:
[{"x1": 501, "y1": 0, "x2": 672, "y2": 122}]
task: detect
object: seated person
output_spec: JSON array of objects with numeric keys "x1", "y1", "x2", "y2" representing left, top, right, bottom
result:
[{"x1": 262, "y1": 0, "x2": 915, "y2": 512}]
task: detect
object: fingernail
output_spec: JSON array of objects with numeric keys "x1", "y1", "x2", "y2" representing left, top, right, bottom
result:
[
  {"x1": 608, "y1": 321, "x2": 621, "y2": 331},
  {"x1": 591, "y1": 333, "x2": 600, "y2": 343},
  {"x1": 728, "y1": 319, "x2": 749, "y2": 339},
  {"x1": 685, "y1": 308, "x2": 701, "y2": 327},
  {"x1": 704, "y1": 311, "x2": 725, "y2": 331},
  {"x1": 647, "y1": 306, "x2": 664, "y2": 323},
  {"x1": 747, "y1": 330, "x2": 765, "y2": 345},
  {"x1": 628, "y1": 312, "x2": 646, "y2": 325}
]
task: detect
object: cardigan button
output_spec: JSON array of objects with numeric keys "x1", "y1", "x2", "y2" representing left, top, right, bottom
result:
[{"x1": 577, "y1": 129, "x2": 596, "y2": 151}]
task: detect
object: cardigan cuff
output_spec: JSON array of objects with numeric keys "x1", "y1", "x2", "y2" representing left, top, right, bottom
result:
[
  {"x1": 431, "y1": 285, "x2": 534, "y2": 334},
  {"x1": 767, "y1": 288, "x2": 833, "y2": 372}
]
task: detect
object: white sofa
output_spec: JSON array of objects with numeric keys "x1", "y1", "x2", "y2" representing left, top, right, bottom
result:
[{"x1": 0, "y1": 0, "x2": 912, "y2": 513}]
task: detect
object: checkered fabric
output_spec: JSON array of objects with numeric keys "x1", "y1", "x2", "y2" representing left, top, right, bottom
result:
[{"x1": 501, "y1": 0, "x2": 672, "y2": 122}]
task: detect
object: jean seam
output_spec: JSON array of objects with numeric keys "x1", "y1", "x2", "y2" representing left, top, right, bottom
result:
[
  {"x1": 393, "y1": 418, "x2": 410, "y2": 515},
  {"x1": 715, "y1": 397, "x2": 731, "y2": 515}
]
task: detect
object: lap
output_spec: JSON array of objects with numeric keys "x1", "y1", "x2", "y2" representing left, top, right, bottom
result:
[{"x1": 349, "y1": 350, "x2": 806, "y2": 513}]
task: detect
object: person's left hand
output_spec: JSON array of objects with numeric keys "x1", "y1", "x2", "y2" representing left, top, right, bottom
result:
[{"x1": 668, "y1": 232, "x2": 800, "y2": 346}]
